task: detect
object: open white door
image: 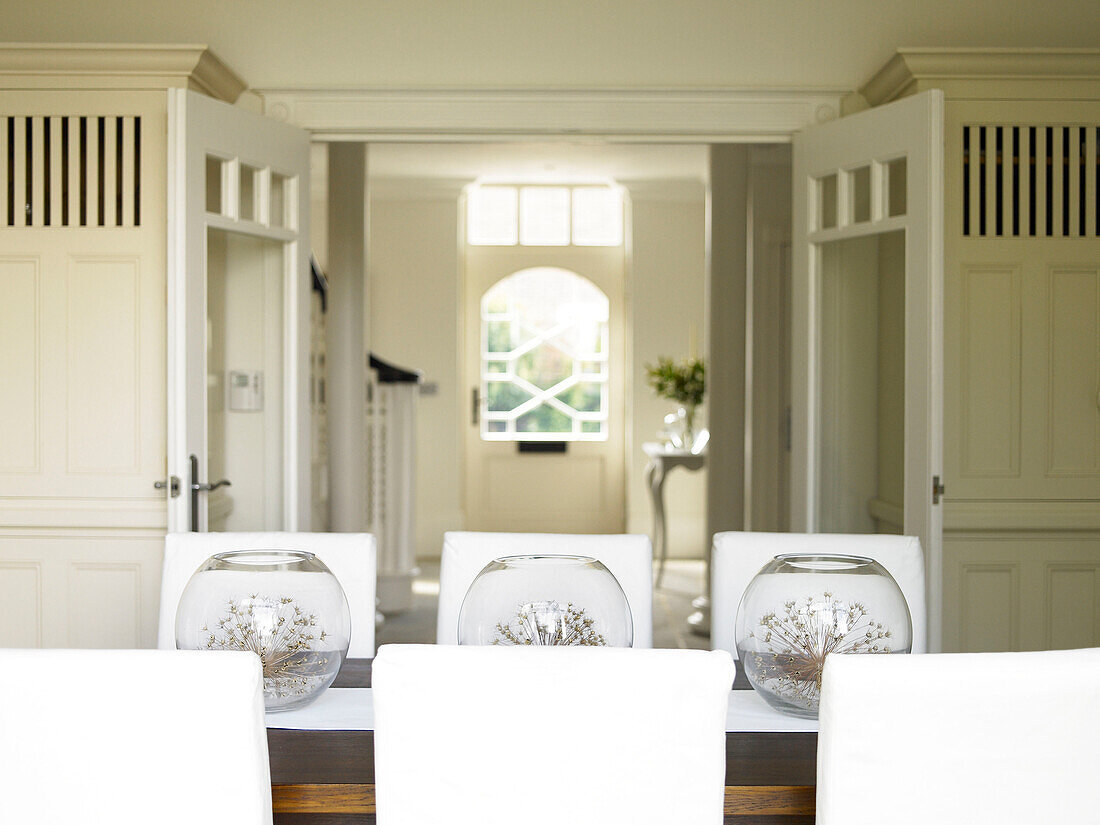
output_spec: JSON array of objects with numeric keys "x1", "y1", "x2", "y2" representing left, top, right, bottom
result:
[
  {"x1": 791, "y1": 90, "x2": 944, "y2": 649},
  {"x1": 167, "y1": 90, "x2": 311, "y2": 532}
]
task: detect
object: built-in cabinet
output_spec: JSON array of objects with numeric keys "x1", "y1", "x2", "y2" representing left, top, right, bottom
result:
[
  {"x1": 862, "y1": 51, "x2": 1100, "y2": 651},
  {"x1": 0, "y1": 47, "x2": 246, "y2": 647}
]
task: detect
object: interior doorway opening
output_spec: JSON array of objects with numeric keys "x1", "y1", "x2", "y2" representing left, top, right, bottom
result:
[
  {"x1": 363, "y1": 141, "x2": 711, "y2": 561},
  {"x1": 816, "y1": 230, "x2": 905, "y2": 535}
]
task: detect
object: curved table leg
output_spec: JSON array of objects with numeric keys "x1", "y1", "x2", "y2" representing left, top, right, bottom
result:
[{"x1": 645, "y1": 458, "x2": 668, "y2": 589}]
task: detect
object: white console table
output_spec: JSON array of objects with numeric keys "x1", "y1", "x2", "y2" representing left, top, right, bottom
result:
[{"x1": 643, "y1": 442, "x2": 707, "y2": 587}]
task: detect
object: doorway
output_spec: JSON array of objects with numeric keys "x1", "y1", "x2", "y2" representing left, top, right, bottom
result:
[
  {"x1": 205, "y1": 228, "x2": 288, "y2": 530},
  {"x1": 816, "y1": 230, "x2": 905, "y2": 535},
  {"x1": 365, "y1": 142, "x2": 709, "y2": 557},
  {"x1": 464, "y1": 246, "x2": 627, "y2": 533}
]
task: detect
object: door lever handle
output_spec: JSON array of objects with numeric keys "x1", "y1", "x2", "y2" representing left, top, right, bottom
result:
[{"x1": 193, "y1": 479, "x2": 232, "y2": 492}]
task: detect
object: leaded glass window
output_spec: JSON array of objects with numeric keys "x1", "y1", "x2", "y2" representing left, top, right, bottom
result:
[{"x1": 481, "y1": 267, "x2": 609, "y2": 441}]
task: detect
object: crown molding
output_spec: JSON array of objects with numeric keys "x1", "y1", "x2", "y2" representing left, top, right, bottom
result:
[
  {"x1": 862, "y1": 48, "x2": 1100, "y2": 106},
  {"x1": 257, "y1": 87, "x2": 847, "y2": 141},
  {"x1": 0, "y1": 43, "x2": 247, "y2": 102}
]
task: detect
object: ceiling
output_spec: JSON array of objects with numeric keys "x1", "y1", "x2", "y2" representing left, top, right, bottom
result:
[{"x1": 6, "y1": 1, "x2": 1095, "y2": 91}]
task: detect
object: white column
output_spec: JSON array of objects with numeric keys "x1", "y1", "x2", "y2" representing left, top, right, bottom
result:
[{"x1": 325, "y1": 142, "x2": 369, "y2": 531}]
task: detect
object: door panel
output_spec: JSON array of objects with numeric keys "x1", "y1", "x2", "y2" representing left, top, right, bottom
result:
[
  {"x1": 167, "y1": 89, "x2": 311, "y2": 532},
  {"x1": 464, "y1": 244, "x2": 626, "y2": 534},
  {"x1": 0, "y1": 91, "x2": 166, "y2": 649},
  {"x1": 792, "y1": 90, "x2": 945, "y2": 648}
]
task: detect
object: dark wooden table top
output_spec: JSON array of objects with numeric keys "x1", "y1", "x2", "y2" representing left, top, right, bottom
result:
[
  {"x1": 331, "y1": 657, "x2": 757, "y2": 690},
  {"x1": 267, "y1": 657, "x2": 818, "y2": 795}
]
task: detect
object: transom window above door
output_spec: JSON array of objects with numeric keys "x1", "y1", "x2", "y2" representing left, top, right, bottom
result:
[
  {"x1": 467, "y1": 184, "x2": 623, "y2": 246},
  {"x1": 481, "y1": 267, "x2": 609, "y2": 441}
]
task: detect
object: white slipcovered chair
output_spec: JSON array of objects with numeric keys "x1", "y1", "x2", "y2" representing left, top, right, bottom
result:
[
  {"x1": 436, "y1": 531, "x2": 654, "y2": 647},
  {"x1": 0, "y1": 649, "x2": 271, "y2": 824},
  {"x1": 817, "y1": 647, "x2": 1100, "y2": 824},
  {"x1": 373, "y1": 644, "x2": 734, "y2": 824},
  {"x1": 710, "y1": 531, "x2": 927, "y2": 656},
  {"x1": 158, "y1": 532, "x2": 377, "y2": 657}
]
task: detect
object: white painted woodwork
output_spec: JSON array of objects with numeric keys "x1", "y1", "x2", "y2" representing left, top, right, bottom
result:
[
  {"x1": 0, "y1": 49, "x2": 267, "y2": 651},
  {"x1": 166, "y1": 88, "x2": 312, "y2": 532},
  {"x1": 0, "y1": 90, "x2": 167, "y2": 649},
  {"x1": 863, "y1": 54, "x2": 1100, "y2": 653},
  {"x1": 463, "y1": 244, "x2": 627, "y2": 533},
  {"x1": 961, "y1": 124, "x2": 1099, "y2": 238},
  {"x1": 259, "y1": 88, "x2": 845, "y2": 142},
  {"x1": 792, "y1": 89, "x2": 945, "y2": 648}
]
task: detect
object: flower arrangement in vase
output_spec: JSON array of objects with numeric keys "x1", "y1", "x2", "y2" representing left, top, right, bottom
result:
[{"x1": 645, "y1": 356, "x2": 705, "y2": 450}]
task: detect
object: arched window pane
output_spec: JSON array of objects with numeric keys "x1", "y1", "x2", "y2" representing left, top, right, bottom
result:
[{"x1": 481, "y1": 267, "x2": 609, "y2": 441}]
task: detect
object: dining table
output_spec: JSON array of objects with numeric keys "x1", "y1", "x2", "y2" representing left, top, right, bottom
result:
[{"x1": 266, "y1": 658, "x2": 818, "y2": 824}]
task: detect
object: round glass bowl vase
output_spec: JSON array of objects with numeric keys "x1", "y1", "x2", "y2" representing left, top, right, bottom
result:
[
  {"x1": 735, "y1": 553, "x2": 912, "y2": 719},
  {"x1": 458, "y1": 555, "x2": 633, "y2": 647},
  {"x1": 175, "y1": 550, "x2": 351, "y2": 712}
]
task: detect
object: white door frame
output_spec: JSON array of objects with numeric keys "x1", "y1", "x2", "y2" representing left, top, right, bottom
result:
[
  {"x1": 791, "y1": 90, "x2": 945, "y2": 650},
  {"x1": 166, "y1": 88, "x2": 312, "y2": 532}
]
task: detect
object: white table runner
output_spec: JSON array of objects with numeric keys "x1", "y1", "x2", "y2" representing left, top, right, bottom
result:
[{"x1": 265, "y1": 688, "x2": 819, "y2": 733}]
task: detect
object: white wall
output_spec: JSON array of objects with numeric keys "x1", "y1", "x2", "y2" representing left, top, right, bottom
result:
[
  {"x1": 368, "y1": 192, "x2": 464, "y2": 561},
  {"x1": 626, "y1": 189, "x2": 708, "y2": 558}
]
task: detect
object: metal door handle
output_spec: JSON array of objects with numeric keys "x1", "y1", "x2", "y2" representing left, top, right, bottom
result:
[
  {"x1": 154, "y1": 476, "x2": 181, "y2": 497},
  {"x1": 188, "y1": 453, "x2": 231, "y2": 532},
  {"x1": 192, "y1": 479, "x2": 232, "y2": 492}
]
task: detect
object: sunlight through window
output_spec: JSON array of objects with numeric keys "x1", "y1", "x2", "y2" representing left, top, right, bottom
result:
[
  {"x1": 519, "y1": 187, "x2": 570, "y2": 245},
  {"x1": 481, "y1": 267, "x2": 610, "y2": 441},
  {"x1": 467, "y1": 184, "x2": 622, "y2": 246},
  {"x1": 467, "y1": 186, "x2": 518, "y2": 245}
]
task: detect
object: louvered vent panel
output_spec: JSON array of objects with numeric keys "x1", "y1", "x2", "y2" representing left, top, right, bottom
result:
[
  {"x1": 1, "y1": 115, "x2": 141, "y2": 228},
  {"x1": 963, "y1": 125, "x2": 1099, "y2": 238}
]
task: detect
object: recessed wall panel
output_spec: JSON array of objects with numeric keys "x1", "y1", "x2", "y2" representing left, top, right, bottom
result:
[
  {"x1": 0, "y1": 257, "x2": 40, "y2": 472},
  {"x1": 66, "y1": 257, "x2": 140, "y2": 473},
  {"x1": 0, "y1": 562, "x2": 42, "y2": 647},
  {"x1": 67, "y1": 562, "x2": 141, "y2": 648},
  {"x1": 960, "y1": 266, "x2": 1021, "y2": 477},
  {"x1": 1047, "y1": 564, "x2": 1099, "y2": 650},
  {"x1": 960, "y1": 563, "x2": 1018, "y2": 652},
  {"x1": 1047, "y1": 267, "x2": 1100, "y2": 475}
]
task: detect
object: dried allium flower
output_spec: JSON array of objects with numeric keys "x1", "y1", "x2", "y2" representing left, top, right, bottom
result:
[
  {"x1": 203, "y1": 595, "x2": 331, "y2": 698},
  {"x1": 744, "y1": 592, "x2": 892, "y2": 710},
  {"x1": 493, "y1": 600, "x2": 606, "y2": 646}
]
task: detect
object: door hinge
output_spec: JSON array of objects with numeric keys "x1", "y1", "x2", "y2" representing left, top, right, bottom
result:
[
  {"x1": 932, "y1": 475, "x2": 945, "y2": 505},
  {"x1": 471, "y1": 387, "x2": 480, "y2": 426},
  {"x1": 154, "y1": 476, "x2": 181, "y2": 497}
]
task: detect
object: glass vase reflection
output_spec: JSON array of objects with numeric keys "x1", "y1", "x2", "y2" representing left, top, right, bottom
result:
[
  {"x1": 175, "y1": 550, "x2": 351, "y2": 712},
  {"x1": 458, "y1": 555, "x2": 633, "y2": 647},
  {"x1": 735, "y1": 553, "x2": 912, "y2": 718}
]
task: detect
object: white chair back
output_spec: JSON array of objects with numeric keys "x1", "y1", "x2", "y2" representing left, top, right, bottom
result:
[
  {"x1": 817, "y1": 647, "x2": 1100, "y2": 824},
  {"x1": 158, "y1": 531, "x2": 377, "y2": 657},
  {"x1": 374, "y1": 644, "x2": 733, "y2": 824},
  {"x1": 0, "y1": 649, "x2": 271, "y2": 825},
  {"x1": 710, "y1": 531, "x2": 926, "y2": 656},
  {"x1": 436, "y1": 531, "x2": 653, "y2": 647}
]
